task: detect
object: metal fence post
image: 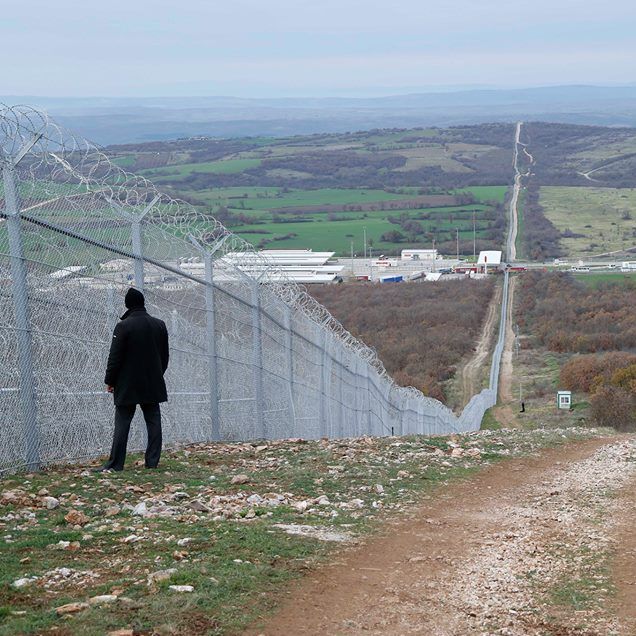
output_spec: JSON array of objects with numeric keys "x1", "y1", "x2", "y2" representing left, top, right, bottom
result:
[
  {"x1": 3, "y1": 162, "x2": 40, "y2": 470},
  {"x1": 131, "y1": 220, "x2": 144, "y2": 291},
  {"x1": 283, "y1": 305, "x2": 296, "y2": 432},
  {"x1": 204, "y1": 254, "x2": 220, "y2": 441},
  {"x1": 362, "y1": 362, "x2": 372, "y2": 435},
  {"x1": 319, "y1": 330, "x2": 329, "y2": 438},
  {"x1": 251, "y1": 281, "x2": 265, "y2": 438},
  {"x1": 337, "y1": 347, "x2": 345, "y2": 438}
]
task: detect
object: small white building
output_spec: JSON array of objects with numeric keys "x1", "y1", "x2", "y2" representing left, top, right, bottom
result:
[
  {"x1": 477, "y1": 250, "x2": 502, "y2": 273},
  {"x1": 557, "y1": 390, "x2": 572, "y2": 410},
  {"x1": 401, "y1": 249, "x2": 438, "y2": 261}
]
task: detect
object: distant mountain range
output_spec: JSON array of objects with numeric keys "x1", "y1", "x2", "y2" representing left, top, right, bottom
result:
[{"x1": 3, "y1": 85, "x2": 636, "y2": 145}]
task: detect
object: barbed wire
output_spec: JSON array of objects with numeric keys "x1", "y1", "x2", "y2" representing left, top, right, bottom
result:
[{"x1": 0, "y1": 103, "x2": 494, "y2": 472}]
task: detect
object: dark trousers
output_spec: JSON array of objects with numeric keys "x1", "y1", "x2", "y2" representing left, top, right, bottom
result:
[{"x1": 105, "y1": 403, "x2": 162, "y2": 470}]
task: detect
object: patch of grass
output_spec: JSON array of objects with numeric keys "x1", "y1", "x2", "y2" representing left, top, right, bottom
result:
[
  {"x1": 575, "y1": 271, "x2": 636, "y2": 286},
  {"x1": 480, "y1": 408, "x2": 502, "y2": 430},
  {"x1": 540, "y1": 186, "x2": 636, "y2": 258}
]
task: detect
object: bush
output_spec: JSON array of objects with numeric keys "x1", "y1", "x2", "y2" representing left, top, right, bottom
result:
[
  {"x1": 560, "y1": 352, "x2": 636, "y2": 393},
  {"x1": 590, "y1": 385, "x2": 635, "y2": 431},
  {"x1": 310, "y1": 278, "x2": 496, "y2": 403},
  {"x1": 560, "y1": 354, "x2": 636, "y2": 430}
]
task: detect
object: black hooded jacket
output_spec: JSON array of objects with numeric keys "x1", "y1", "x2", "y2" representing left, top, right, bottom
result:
[{"x1": 104, "y1": 300, "x2": 169, "y2": 407}]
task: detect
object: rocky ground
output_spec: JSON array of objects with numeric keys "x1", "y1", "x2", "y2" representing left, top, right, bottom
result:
[
  {"x1": 250, "y1": 435, "x2": 636, "y2": 636},
  {"x1": 0, "y1": 427, "x2": 626, "y2": 635}
]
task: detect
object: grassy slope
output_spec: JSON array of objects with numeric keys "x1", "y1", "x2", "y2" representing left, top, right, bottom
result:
[{"x1": 540, "y1": 186, "x2": 636, "y2": 257}]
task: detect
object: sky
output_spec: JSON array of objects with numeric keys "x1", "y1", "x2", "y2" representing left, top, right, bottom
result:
[{"x1": 1, "y1": 0, "x2": 635, "y2": 97}]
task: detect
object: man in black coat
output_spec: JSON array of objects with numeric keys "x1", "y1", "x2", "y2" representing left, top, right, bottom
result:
[{"x1": 98, "y1": 287, "x2": 169, "y2": 472}]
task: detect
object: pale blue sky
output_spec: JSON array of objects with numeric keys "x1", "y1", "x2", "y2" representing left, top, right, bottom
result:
[{"x1": 2, "y1": 0, "x2": 635, "y2": 96}]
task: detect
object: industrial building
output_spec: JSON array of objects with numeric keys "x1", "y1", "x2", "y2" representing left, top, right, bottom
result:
[{"x1": 181, "y1": 249, "x2": 345, "y2": 284}]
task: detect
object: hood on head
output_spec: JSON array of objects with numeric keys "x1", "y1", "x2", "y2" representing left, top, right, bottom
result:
[{"x1": 124, "y1": 287, "x2": 145, "y2": 309}]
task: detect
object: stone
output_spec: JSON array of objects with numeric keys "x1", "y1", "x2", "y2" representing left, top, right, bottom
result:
[
  {"x1": 315, "y1": 495, "x2": 330, "y2": 506},
  {"x1": 347, "y1": 498, "x2": 365, "y2": 509},
  {"x1": 42, "y1": 496, "x2": 59, "y2": 509},
  {"x1": 88, "y1": 594, "x2": 118, "y2": 606},
  {"x1": 176, "y1": 537, "x2": 193, "y2": 546},
  {"x1": 132, "y1": 502, "x2": 149, "y2": 517},
  {"x1": 108, "y1": 630, "x2": 134, "y2": 636},
  {"x1": 189, "y1": 500, "x2": 210, "y2": 512},
  {"x1": 231, "y1": 474, "x2": 250, "y2": 485},
  {"x1": 104, "y1": 506, "x2": 121, "y2": 517},
  {"x1": 169, "y1": 585, "x2": 194, "y2": 592},
  {"x1": 451, "y1": 447, "x2": 465, "y2": 458},
  {"x1": 55, "y1": 602, "x2": 89, "y2": 615},
  {"x1": 374, "y1": 484, "x2": 384, "y2": 494},
  {"x1": 147, "y1": 568, "x2": 177, "y2": 585},
  {"x1": 12, "y1": 577, "x2": 37, "y2": 588},
  {"x1": 397, "y1": 470, "x2": 410, "y2": 478},
  {"x1": 122, "y1": 534, "x2": 141, "y2": 543},
  {"x1": 247, "y1": 494, "x2": 263, "y2": 505},
  {"x1": 293, "y1": 500, "x2": 309, "y2": 512},
  {"x1": 64, "y1": 509, "x2": 89, "y2": 526}
]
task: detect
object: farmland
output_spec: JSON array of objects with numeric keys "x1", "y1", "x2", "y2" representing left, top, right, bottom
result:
[
  {"x1": 107, "y1": 125, "x2": 515, "y2": 256},
  {"x1": 539, "y1": 186, "x2": 636, "y2": 257}
]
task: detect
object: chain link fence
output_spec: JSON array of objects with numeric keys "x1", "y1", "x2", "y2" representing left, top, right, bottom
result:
[{"x1": 0, "y1": 105, "x2": 504, "y2": 473}]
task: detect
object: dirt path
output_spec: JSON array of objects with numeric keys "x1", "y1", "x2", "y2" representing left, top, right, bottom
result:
[
  {"x1": 491, "y1": 276, "x2": 518, "y2": 427},
  {"x1": 246, "y1": 436, "x2": 636, "y2": 635},
  {"x1": 506, "y1": 122, "x2": 523, "y2": 263},
  {"x1": 459, "y1": 284, "x2": 501, "y2": 406},
  {"x1": 611, "y1": 474, "x2": 636, "y2": 635}
]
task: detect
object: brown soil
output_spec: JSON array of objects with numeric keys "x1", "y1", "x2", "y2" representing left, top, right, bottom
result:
[
  {"x1": 611, "y1": 475, "x2": 636, "y2": 635},
  {"x1": 459, "y1": 284, "x2": 502, "y2": 406},
  {"x1": 244, "y1": 436, "x2": 621, "y2": 636},
  {"x1": 492, "y1": 276, "x2": 520, "y2": 428}
]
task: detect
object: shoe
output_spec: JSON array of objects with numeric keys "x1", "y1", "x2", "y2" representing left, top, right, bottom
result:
[
  {"x1": 92, "y1": 466, "x2": 122, "y2": 473},
  {"x1": 145, "y1": 465, "x2": 159, "y2": 470}
]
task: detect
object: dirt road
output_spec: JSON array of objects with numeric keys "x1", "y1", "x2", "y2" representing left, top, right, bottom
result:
[
  {"x1": 247, "y1": 436, "x2": 636, "y2": 635},
  {"x1": 459, "y1": 285, "x2": 501, "y2": 406}
]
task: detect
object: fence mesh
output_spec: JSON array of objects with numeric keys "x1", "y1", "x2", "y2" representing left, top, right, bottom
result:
[{"x1": 0, "y1": 104, "x2": 503, "y2": 473}]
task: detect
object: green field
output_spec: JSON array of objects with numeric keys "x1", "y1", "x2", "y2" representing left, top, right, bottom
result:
[
  {"x1": 144, "y1": 158, "x2": 262, "y2": 180},
  {"x1": 573, "y1": 271, "x2": 636, "y2": 286},
  {"x1": 540, "y1": 186, "x2": 636, "y2": 257}
]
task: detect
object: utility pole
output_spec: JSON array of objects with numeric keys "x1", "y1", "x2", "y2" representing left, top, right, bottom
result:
[
  {"x1": 363, "y1": 226, "x2": 367, "y2": 260},
  {"x1": 350, "y1": 240, "x2": 354, "y2": 275},
  {"x1": 473, "y1": 211, "x2": 476, "y2": 260},
  {"x1": 432, "y1": 237, "x2": 436, "y2": 272},
  {"x1": 456, "y1": 227, "x2": 459, "y2": 261}
]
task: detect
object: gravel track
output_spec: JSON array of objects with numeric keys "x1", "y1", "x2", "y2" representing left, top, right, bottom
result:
[{"x1": 249, "y1": 436, "x2": 636, "y2": 635}]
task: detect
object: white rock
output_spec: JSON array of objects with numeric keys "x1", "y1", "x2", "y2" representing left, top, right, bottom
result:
[
  {"x1": 132, "y1": 502, "x2": 148, "y2": 517},
  {"x1": 177, "y1": 537, "x2": 193, "y2": 546},
  {"x1": 374, "y1": 484, "x2": 384, "y2": 494},
  {"x1": 247, "y1": 494, "x2": 263, "y2": 505},
  {"x1": 42, "y1": 496, "x2": 60, "y2": 509},
  {"x1": 293, "y1": 500, "x2": 309, "y2": 512},
  {"x1": 347, "y1": 498, "x2": 365, "y2": 509},
  {"x1": 147, "y1": 568, "x2": 177, "y2": 585},
  {"x1": 88, "y1": 594, "x2": 118, "y2": 606},
  {"x1": 12, "y1": 577, "x2": 37, "y2": 589},
  {"x1": 169, "y1": 585, "x2": 194, "y2": 593},
  {"x1": 315, "y1": 495, "x2": 330, "y2": 506}
]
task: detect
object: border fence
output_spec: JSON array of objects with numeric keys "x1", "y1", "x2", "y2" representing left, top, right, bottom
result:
[{"x1": 0, "y1": 105, "x2": 505, "y2": 473}]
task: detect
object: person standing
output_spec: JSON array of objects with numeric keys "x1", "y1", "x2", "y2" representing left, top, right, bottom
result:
[{"x1": 97, "y1": 288, "x2": 169, "y2": 472}]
